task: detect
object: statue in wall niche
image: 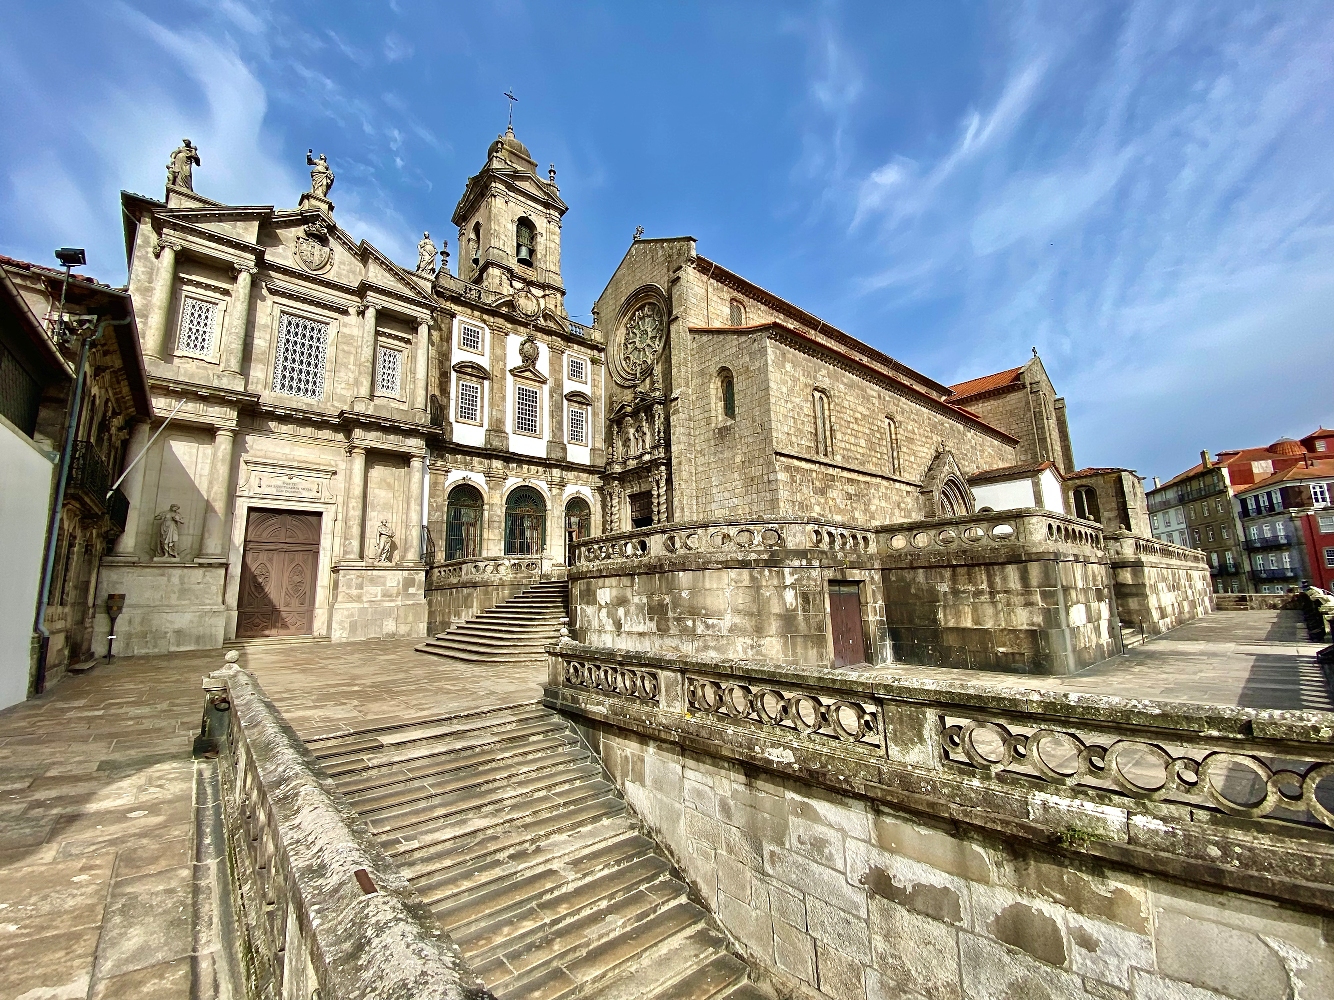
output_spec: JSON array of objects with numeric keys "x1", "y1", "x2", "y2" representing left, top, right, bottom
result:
[
  {"x1": 306, "y1": 150, "x2": 335, "y2": 198},
  {"x1": 155, "y1": 504, "x2": 185, "y2": 558},
  {"x1": 634, "y1": 417, "x2": 649, "y2": 455},
  {"x1": 166, "y1": 139, "x2": 200, "y2": 191},
  {"x1": 416, "y1": 232, "x2": 437, "y2": 275},
  {"x1": 376, "y1": 520, "x2": 396, "y2": 563}
]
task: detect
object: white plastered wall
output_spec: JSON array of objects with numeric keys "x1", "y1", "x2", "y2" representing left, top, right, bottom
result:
[
  {"x1": 972, "y1": 477, "x2": 1036, "y2": 513},
  {"x1": 0, "y1": 417, "x2": 54, "y2": 710}
]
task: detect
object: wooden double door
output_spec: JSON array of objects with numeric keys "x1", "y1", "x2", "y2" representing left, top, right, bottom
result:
[{"x1": 236, "y1": 509, "x2": 321, "y2": 639}]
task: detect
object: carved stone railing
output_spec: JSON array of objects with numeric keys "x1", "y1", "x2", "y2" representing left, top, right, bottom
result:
[
  {"x1": 426, "y1": 554, "x2": 546, "y2": 588},
  {"x1": 572, "y1": 517, "x2": 877, "y2": 568},
  {"x1": 875, "y1": 507, "x2": 1105, "y2": 560},
  {"x1": 546, "y1": 643, "x2": 1334, "y2": 909},
  {"x1": 1104, "y1": 530, "x2": 1209, "y2": 566},
  {"x1": 200, "y1": 664, "x2": 492, "y2": 1000}
]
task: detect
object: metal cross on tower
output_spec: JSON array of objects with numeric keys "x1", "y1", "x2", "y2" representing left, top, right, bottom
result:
[{"x1": 504, "y1": 89, "x2": 518, "y2": 129}]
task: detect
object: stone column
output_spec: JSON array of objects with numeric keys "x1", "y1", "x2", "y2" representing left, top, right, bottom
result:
[
  {"x1": 145, "y1": 240, "x2": 179, "y2": 360},
  {"x1": 412, "y1": 319, "x2": 430, "y2": 418},
  {"x1": 198, "y1": 427, "x2": 237, "y2": 559},
  {"x1": 485, "y1": 474, "x2": 506, "y2": 556},
  {"x1": 221, "y1": 264, "x2": 256, "y2": 375},
  {"x1": 342, "y1": 445, "x2": 367, "y2": 561},
  {"x1": 547, "y1": 483, "x2": 565, "y2": 563},
  {"x1": 547, "y1": 344, "x2": 567, "y2": 462},
  {"x1": 112, "y1": 421, "x2": 153, "y2": 557},
  {"x1": 356, "y1": 305, "x2": 377, "y2": 403},
  {"x1": 404, "y1": 455, "x2": 425, "y2": 562}
]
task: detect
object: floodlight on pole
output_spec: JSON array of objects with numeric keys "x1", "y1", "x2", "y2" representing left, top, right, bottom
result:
[{"x1": 54, "y1": 247, "x2": 87, "y2": 267}]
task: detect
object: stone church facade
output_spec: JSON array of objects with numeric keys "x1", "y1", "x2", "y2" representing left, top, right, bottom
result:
[
  {"x1": 100, "y1": 129, "x2": 604, "y2": 654},
  {"x1": 93, "y1": 125, "x2": 1208, "y2": 670}
]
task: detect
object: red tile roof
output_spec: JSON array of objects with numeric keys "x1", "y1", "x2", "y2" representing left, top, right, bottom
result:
[
  {"x1": 968, "y1": 460, "x2": 1058, "y2": 484},
  {"x1": 1236, "y1": 460, "x2": 1334, "y2": 494},
  {"x1": 946, "y1": 366, "x2": 1025, "y2": 401}
]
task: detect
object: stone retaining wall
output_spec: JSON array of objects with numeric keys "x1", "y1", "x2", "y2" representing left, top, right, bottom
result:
[
  {"x1": 424, "y1": 556, "x2": 545, "y2": 633},
  {"x1": 1104, "y1": 532, "x2": 1214, "y2": 636},
  {"x1": 548, "y1": 645, "x2": 1334, "y2": 1000}
]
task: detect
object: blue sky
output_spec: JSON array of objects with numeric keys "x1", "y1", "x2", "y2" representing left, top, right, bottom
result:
[{"x1": 3, "y1": 1, "x2": 1331, "y2": 481}]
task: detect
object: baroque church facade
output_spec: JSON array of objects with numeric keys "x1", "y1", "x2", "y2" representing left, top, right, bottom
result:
[{"x1": 95, "y1": 125, "x2": 1186, "y2": 662}]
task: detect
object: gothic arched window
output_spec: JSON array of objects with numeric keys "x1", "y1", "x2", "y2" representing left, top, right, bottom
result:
[
  {"x1": 939, "y1": 478, "x2": 968, "y2": 519},
  {"x1": 515, "y1": 218, "x2": 536, "y2": 266},
  {"x1": 728, "y1": 299, "x2": 745, "y2": 325},
  {"x1": 813, "y1": 389, "x2": 833, "y2": 458},
  {"x1": 505, "y1": 485, "x2": 546, "y2": 554},
  {"x1": 718, "y1": 368, "x2": 736, "y2": 420},
  {"x1": 444, "y1": 483, "x2": 484, "y2": 560}
]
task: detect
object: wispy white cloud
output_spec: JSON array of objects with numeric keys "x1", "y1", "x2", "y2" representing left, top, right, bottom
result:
[{"x1": 830, "y1": 1, "x2": 1334, "y2": 476}]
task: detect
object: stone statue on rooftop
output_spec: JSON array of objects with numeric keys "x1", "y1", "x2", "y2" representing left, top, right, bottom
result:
[
  {"x1": 166, "y1": 140, "x2": 200, "y2": 191},
  {"x1": 155, "y1": 504, "x2": 185, "y2": 558},
  {"x1": 306, "y1": 150, "x2": 335, "y2": 198},
  {"x1": 416, "y1": 232, "x2": 438, "y2": 275}
]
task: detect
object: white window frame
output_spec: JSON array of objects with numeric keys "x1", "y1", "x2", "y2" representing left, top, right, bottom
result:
[
  {"x1": 456, "y1": 380, "x2": 483, "y2": 425},
  {"x1": 1313, "y1": 483, "x2": 1331, "y2": 506},
  {"x1": 270, "y1": 309, "x2": 331, "y2": 401},
  {"x1": 1325, "y1": 547, "x2": 1334, "y2": 568},
  {"x1": 567, "y1": 404, "x2": 588, "y2": 445},
  {"x1": 1318, "y1": 515, "x2": 1334, "y2": 534},
  {"x1": 567, "y1": 355, "x2": 587, "y2": 384},
  {"x1": 458, "y1": 319, "x2": 486, "y2": 355},
  {"x1": 514, "y1": 382, "x2": 541, "y2": 437}
]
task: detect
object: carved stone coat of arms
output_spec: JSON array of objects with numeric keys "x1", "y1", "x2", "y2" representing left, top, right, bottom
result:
[{"x1": 295, "y1": 221, "x2": 333, "y2": 273}]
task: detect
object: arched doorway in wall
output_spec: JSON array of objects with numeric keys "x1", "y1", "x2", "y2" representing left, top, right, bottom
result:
[
  {"x1": 564, "y1": 496, "x2": 592, "y2": 565},
  {"x1": 505, "y1": 486, "x2": 546, "y2": 555},
  {"x1": 444, "y1": 483, "x2": 484, "y2": 561}
]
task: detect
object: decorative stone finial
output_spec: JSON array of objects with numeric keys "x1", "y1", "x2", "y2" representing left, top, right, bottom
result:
[
  {"x1": 549, "y1": 163, "x2": 557, "y2": 184},
  {"x1": 633, "y1": 226, "x2": 644, "y2": 241},
  {"x1": 224, "y1": 649, "x2": 240, "y2": 664}
]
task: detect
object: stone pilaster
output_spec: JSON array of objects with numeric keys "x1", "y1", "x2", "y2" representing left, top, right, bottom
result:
[
  {"x1": 342, "y1": 445, "x2": 367, "y2": 561},
  {"x1": 485, "y1": 327, "x2": 509, "y2": 450},
  {"x1": 404, "y1": 455, "x2": 425, "y2": 562},
  {"x1": 198, "y1": 427, "x2": 237, "y2": 560},
  {"x1": 221, "y1": 264, "x2": 256, "y2": 376},
  {"x1": 547, "y1": 343, "x2": 567, "y2": 462},
  {"x1": 485, "y1": 474, "x2": 506, "y2": 556},
  {"x1": 112, "y1": 421, "x2": 153, "y2": 558},
  {"x1": 412, "y1": 320, "x2": 430, "y2": 419},
  {"x1": 355, "y1": 305, "x2": 377, "y2": 405},
  {"x1": 145, "y1": 239, "x2": 179, "y2": 360}
]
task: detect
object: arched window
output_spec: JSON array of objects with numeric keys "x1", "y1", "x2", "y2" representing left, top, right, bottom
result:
[
  {"x1": 505, "y1": 485, "x2": 546, "y2": 554},
  {"x1": 939, "y1": 478, "x2": 969, "y2": 518},
  {"x1": 444, "y1": 483, "x2": 484, "y2": 560},
  {"x1": 718, "y1": 367, "x2": 736, "y2": 420},
  {"x1": 1073, "y1": 486, "x2": 1101, "y2": 523},
  {"x1": 515, "y1": 218, "x2": 536, "y2": 266},
  {"x1": 728, "y1": 299, "x2": 745, "y2": 325},
  {"x1": 813, "y1": 389, "x2": 833, "y2": 458},
  {"x1": 469, "y1": 222, "x2": 481, "y2": 266},
  {"x1": 885, "y1": 416, "x2": 900, "y2": 476},
  {"x1": 564, "y1": 496, "x2": 592, "y2": 565}
]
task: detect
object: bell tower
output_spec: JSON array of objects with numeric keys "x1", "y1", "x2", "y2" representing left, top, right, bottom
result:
[{"x1": 451, "y1": 126, "x2": 569, "y2": 317}]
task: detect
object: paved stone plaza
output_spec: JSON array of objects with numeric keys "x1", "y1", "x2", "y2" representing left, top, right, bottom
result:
[{"x1": 0, "y1": 610, "x2": 1325, "y2": 999}]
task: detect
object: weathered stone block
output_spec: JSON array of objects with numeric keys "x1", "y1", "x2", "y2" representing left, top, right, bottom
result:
[
  {"x1": 868, "y1": 896, "x2": 963, "y2": 1000},
  {"x1": 807, "y1": 896, "x2": 872, "y2": 963},
  {"x1": 815, "y1": 939, "x2": 867, "y2": 1000},
  {"x1": 773, "y1": 917, "x2": 817, "y2": 984}
]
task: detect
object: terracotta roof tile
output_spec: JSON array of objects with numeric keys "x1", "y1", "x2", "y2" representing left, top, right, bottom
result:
[
  {"x1": 1237, "y1": 461, "x2": 1334, "y2": 493},
  {"x1": 947, "y1": 366, "x2": 1025, "y2": 401}
]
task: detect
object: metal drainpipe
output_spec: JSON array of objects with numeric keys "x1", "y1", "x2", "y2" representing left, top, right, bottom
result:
[{"x1": 33, "y1": 317, "x2": 131, "y2": 693}]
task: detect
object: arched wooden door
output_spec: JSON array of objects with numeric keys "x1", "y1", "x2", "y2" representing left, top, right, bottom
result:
[
  {"x1": 564, "y1": 496, "x2": 591, "y2": 565},
  {"x1": 236, "y1": 509, "x2": 321, "y2": 638}
]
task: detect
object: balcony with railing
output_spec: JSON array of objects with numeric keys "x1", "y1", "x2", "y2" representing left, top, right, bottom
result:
[
  {"x1": 1147, "y1": 477, "x2": 1226, "y2": 513},
  {"x1": 1244, "y1": 534, "x2": 1294, "y2": 551},
  {"x1": 68, "y1": 441, "x2": 110, "y2": 512},
  {"x1": 1252, "y1": 566, "x2": 1299, "y2": 580}
]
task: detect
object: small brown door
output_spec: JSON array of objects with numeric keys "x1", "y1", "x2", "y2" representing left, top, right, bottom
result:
[
  {"x1": 829, "y1": 581, "x2": 867, "y2": 667},
  {"x1": 236, "y1": 509, "x2": 321, "y2": 638}
]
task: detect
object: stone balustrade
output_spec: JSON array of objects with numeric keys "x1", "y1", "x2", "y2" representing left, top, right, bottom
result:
[
  {"x1": 427, "y1": 554, "x2": 546, "y2": 587},
  {"x1": 876, "y1": 507, "x2": 1104, "y2": 560},
  {"x1": 1103, "y1": 530, "x2": 1209, "y2": 566},
  {"x1": 200, "y1": 665, "x2": 492, "y2": 1000},
  {"x1": 546, "y1": 642, "x2": 1334, "y2": 906},
  {"x1": 572, "y1": 517, "x2": 877, "y2": 569}
]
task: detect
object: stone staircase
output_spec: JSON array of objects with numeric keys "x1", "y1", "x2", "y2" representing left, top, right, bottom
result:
[
  {"x1": 307, "y1": 703, "x2": 771, "y2": 1000},
  {"x1": 416, "y1": 581, "x2": 569, "y2": 664}
]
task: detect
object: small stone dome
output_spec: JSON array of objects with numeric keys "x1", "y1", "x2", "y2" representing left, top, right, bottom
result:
[
  {"x1": 490, "y1": 126, "x2": 532, "y2": 161},
  {"x1": 1269, "y1": 437, "x2": 1303, "y2": 456}
]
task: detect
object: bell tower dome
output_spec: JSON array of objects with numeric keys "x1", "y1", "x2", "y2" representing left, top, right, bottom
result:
[{"x1": 451, "y1": 125, "x2": 568, "y2": 316}]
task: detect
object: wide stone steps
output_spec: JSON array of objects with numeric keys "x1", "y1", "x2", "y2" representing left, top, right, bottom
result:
[
  {"x1": 313, "y1": 702, "x2": 772, "y2": 1000},
  {"x1": 416, "y1": 581, "x2": 569, "y2": 664}
]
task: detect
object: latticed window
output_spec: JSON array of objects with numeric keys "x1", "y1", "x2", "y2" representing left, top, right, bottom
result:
[
  {"x1": 567, "y1": 355, "x2": 586, "y2": 382},
  {"x1": 728, "y1": 299, "x2": 745, "y2": 325},
  {"x1": 457, "y1": 381, "x2": 481, "y2": 424},
  {"x1": 515, "y1": 383, "x2": 540, "y2": 436},
  {"x1": 177, "y1": 297, "x2": 217, "y2": 358},
  {"x1": 459, "y1": 322, "x2": 483, "y2": 353},
  {"x1": 271, "y1": 312, "x2": 329, "y2": 399},
  {"x1": 568, "y1": 405, "x2": 587, "y2": 445},
  {"x1": 375, "y1": 345, "x2": 403, "y2": 396}
]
